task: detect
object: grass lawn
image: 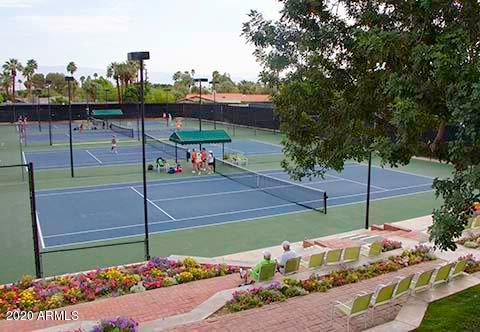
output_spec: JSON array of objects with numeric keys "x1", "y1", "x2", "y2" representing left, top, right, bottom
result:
[{"x1": 415, "y1": 285, "x2": 480, "y2": 332}]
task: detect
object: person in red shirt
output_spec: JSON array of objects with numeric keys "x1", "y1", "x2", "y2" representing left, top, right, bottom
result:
[
  {"x1": 200, "y1": 148, "x2": 208, "y2": 171},
  {"x1": 191, "y1": 148, "x2": 197, "y2": 173}
]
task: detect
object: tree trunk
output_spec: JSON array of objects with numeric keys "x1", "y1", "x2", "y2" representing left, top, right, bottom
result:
[
  {"x1": 11, "y1": 73, "x2": 15, "y2": 102},
  {"x1": 430, "y1": 121, "x2": 447, "y2": 154},
  {"x1": 116, "y1": 78, "x2": 121, "y2": 104}
]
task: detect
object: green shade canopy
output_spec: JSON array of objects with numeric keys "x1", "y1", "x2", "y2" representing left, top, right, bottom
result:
[
  {"x1": 169, "y1": 130, "x2": 232, "y2": 145},
  {"x1": 91, "y1": 109, "x2": 123, "y2": 116}
]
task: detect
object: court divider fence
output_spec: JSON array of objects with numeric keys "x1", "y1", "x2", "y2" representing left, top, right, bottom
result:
[{"x1": 0, "y1": 103, "x2": 281, "y2": 135}]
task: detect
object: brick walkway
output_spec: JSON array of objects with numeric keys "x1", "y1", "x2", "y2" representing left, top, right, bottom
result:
[
  {"x1": 168, "y1": 260, "x2": 440, "y2": 332},
  {"x1": 0, "y1": 274, "x2": 241, "y2": 332}
]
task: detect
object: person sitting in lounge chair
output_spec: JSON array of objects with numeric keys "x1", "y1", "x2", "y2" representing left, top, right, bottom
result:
[
  {"x1": 239, "y1": 251, "x2": 275, "y2": 286},
  {"x1": 156, "y1": 157, "x2": 168, "y2": 173},
  {"x1": 277, "y1": 241, "x2": 299, "y2": 274}
]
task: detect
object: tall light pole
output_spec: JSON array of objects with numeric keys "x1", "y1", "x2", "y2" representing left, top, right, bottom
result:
[
  {"x1": 65, "y1": 76, "x2": 75, "y2": 178},
  {"x1": 209, "y1": 80, "x2": 218, "y2": 129},
  {"x1": 34, "y1": 89, "x2": 42, "y2": 132},
  {"x1": 46, "y1": 80, "x2": 52, "y2": 146},
  {"x1": 128, "y1": 51, "x2": 150, "y2": 261},
  {"x1": 164, "y1": 86, "x2": 172, "y2": 127},
  {"x1": 104, "y1": 88, "x2": 110, "y2": 108},
  {"x1": 193, "y1": 78, "x2": 208, "y2": 131},
  {"x1": 364, "y1": 117, "x2": 376, "y2": 230}
]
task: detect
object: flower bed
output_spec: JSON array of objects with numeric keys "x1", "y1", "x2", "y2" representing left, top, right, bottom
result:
[
  {"x1": 381, "y1": 239, "x2": 402, "y2": 252},
  {"x1": 457, "y1": 232, "x2": 480, "y2": 249},
  {"x1": 92, "y1": 316, "x2": 138, "y2": 332},
  {"x1": 460, "y1": 254, "x2": 480, "y2": 274},
  {"x1": 225, "y1": 245, "x2": 436, "y2": 313},
  {"x1": 0, "y1": 257, "x2": 240, "y2": 319}
]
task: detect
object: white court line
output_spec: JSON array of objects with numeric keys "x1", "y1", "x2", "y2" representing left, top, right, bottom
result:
[
  {"x1": 36, "y1": 212, "x2": 45, "y2": 249},
  {"x1": 40, "y1": 188, "x2": 436, "y2": 249},
  {"x1": 42, "y1": 184, "x2": 432, "y2": 240},
  {"x1": 37, "y1": 176, "x2": 231, "y2": 197},
  {"x1": 130, "y1": 186, "x2": 176, "y2": 220},
  {"x1": 151, "y1": 178, "x2": 344, "y2": 202},
  {"x1": 350, "y1": 161, "x2": 436, "y2": 180},
  {"x1": 326, "y1": 173, "x2": 388, "y2": 191},
  {"x1": 43, "y1": 201, "x2": 296, "y2": 239},
  {"x1": 85, "y1": 150, "x2": 103, "y2": 164},
  {"x1": 249, "y1": 139, "x2": 283, "y2": 148}
]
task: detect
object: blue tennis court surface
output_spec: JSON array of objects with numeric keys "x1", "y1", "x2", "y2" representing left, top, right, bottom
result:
[
  {"x1": 25, "y1": 139, "x2": 282, "y2": 169},
  {"x1": 25, "y1": 127, "x2": 194, "y2": 143},
  {"x1": 36, "y1": 163, "x2": 433, "y2": 248}
]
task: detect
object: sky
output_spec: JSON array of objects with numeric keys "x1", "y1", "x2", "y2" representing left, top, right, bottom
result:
[{"x1": 0, "y1": 0, "x2": 283, "y2": 83}]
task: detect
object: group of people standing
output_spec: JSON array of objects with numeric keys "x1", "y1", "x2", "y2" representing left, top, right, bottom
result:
[
  {"x1": 188, "y1": 148, "x2": 215, "y2": 175},
  {"x1": 16, "y1": 115, "x2": 28, "y2": 134}
]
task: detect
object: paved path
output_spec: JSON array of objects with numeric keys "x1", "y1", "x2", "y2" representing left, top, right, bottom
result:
[
  {"x1": 167, "y1": 261, "x2": 440, "y2": 332},
  {"x1": 0, "y1": 274, "x2": 240, "y2": 332}
]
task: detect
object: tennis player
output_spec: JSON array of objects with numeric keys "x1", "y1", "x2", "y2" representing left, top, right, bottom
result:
[
  {"x1": 195, "y1": 150, "x2": 203, "y2": 175},
  {"x1": 111, "y1": 135, "x2": 118, "y2": 154},
  {"x1": 191, "y1": 148, "x2": 197, "y2": 173},
  {"x1": 200, "y1": 148, "x2": 208, "y2": 171},
  {"x1": 207, "y1": 151, "x2": 215, "y2": 174}
]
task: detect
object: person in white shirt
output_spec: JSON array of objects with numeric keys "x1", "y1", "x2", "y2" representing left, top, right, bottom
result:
[
  {"x1": 207, "y1": 151, "x2": 215, "y2": 174},
  {"x1": 277, "y1": 241, "x2": 298, "y2": 274}
]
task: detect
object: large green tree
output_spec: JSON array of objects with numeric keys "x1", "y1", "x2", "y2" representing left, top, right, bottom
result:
[
  {"x1": 211, "y1": 71, "x2": 238, "y2": 93},
  {"x1": 31, "y1": 73, "x2": 45, "y2": 91},
  {"x1": 243, "y1": 0, "x2": 480, "y2": 250}
]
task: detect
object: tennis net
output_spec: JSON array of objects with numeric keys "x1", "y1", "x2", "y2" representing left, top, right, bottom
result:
[
  {"x1": 110, "y1": 123, "x2": 134, "y2": 138},
  {"x1": 145, "y1": 134, "x2": 188, "y2": 160},
  {"x1": 215, "y1": 159, "x2": 327, "y2": 214}
]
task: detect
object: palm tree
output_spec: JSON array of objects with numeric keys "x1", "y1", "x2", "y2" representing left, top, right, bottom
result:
[
  {"x1": 0, "y1": 71, "x2": 12, "y2": 98},
  {"x1": 2, "y1": 59, "x2": 23, "y2": 102},
  {"x1": 107, "y1": 62, "x2": 122, "y2": 103},
  {"x1": 80, "y1": 76, "x2": 85, "y2": 86},
  {"x1": 126, "y1": 60, "x2": 139, "y2": 84},
  {"x1": 22, "y1": 59, "x2": 38, "y2": 102},
  {"x1": 93, "y1": 73, "x2": 98, "y2": 79},
  {"x1": 66, "y1": 61, "x2": 77, "y2": 76}
]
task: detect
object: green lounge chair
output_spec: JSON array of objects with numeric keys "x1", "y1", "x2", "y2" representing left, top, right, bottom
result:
[
  {"x1": 432, "y1": 263, "x2": 454, "y2": 287},
  {"x1": 411, "y1": 269, "x2": 435, "y2": 293},
  {"x1": 325, "y1": 248, "x2": 343, "y2": 266},
  {"x1": 283, "y1": 256, "x2": 301, "y2": 275},
  {"x1": 474, "y1": 216, "x2": 480, "y2": 228},
  {"x1": 393, "y1": 274, "x2": 414, "y2": 299},
  {"x1": 333, "y1": 292, "x2": 373, "y2": 332},
  {"x1": 370, "y1": 282, "x2": 397, "y2": 325},
  {"x1": 464, "y1": 217, "x2": 474, "y2": 230},
  {"x1": 252, "y1": 262, "x2": 276, "y2": 282},
  {"x1": 365, "y1": 241, "x2": 382, "y2": 257},
  {"x1": 305, "y1": 252, "x2": 325, "y2": 269},
  {"x1": 450, "y1": 259, "x2": 468, "y2": 279},
  {"x1": 343, "y1": 246, "x2": 361, "y2": 263}
]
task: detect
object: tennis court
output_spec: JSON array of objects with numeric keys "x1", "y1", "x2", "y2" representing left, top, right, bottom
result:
[
  {"x1": 24, "y1": 138, "x2": 283, "y2": 169},
  {"x1": 36, "y1": 162, "x2": 433, "y2": 248},
  {"x1": 25, "y1": 126, "x2": 192, "y2": 143}
]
